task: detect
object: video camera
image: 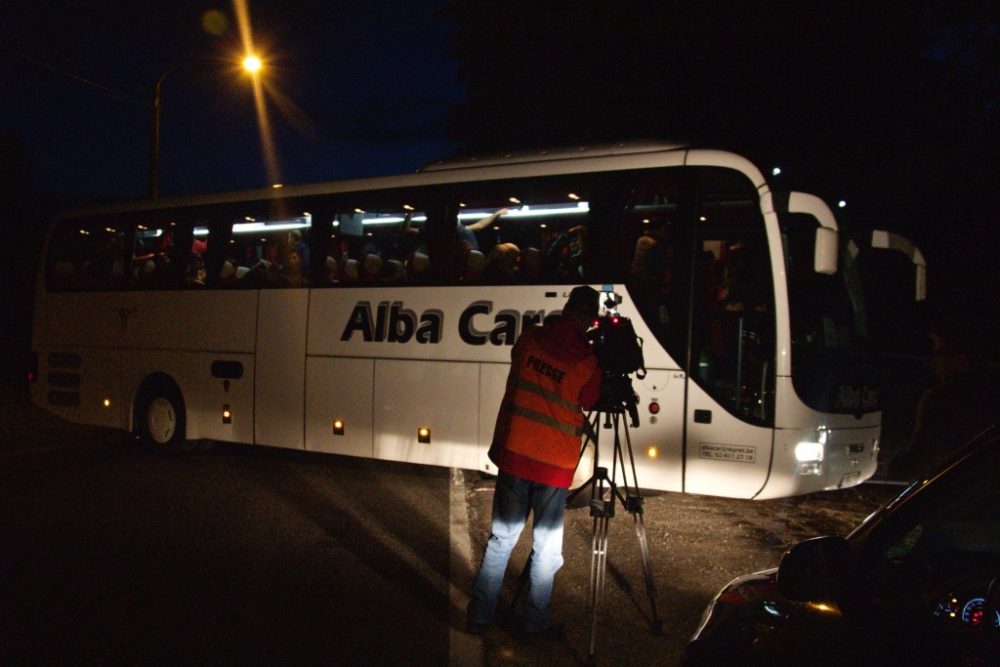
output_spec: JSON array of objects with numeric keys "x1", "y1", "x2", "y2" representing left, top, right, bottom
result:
[{"x1": 588, "y1": 288, "x2": 646, "y2": 425}]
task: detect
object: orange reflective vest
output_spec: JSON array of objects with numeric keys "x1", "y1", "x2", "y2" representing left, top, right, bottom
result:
[{"x1": 491, "y1": 324, "x2": 599, "y2": 486}]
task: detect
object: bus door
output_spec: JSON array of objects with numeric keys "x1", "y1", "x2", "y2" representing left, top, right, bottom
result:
[
  {"x1": 619, "y1": 165, "x2": 776, "y2": 497},
  {"x1": 682, "y1": 219, "x2": 776, "y2": 497}
]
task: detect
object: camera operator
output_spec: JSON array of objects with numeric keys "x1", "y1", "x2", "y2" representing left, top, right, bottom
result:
[{"x1": 467, "y1": 286, "x2": 603, "y2": 640}]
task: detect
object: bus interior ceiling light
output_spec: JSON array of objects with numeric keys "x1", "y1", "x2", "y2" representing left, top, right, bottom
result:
[
  {"x1": 456, "y1": 202, "x2": 589, "y2": 220},
  {"x1": 333, "y1": 419, "x2": 345, "y2": 435},
  {"x1": 222, "y1": 405, "x2": 232, "y2": 423},
  {"x1": 418, "y1": 427, "x2": 431, "y2": 444},
  {"x1": 231, "y1": 219, "x2": 311, "y2": 234}
]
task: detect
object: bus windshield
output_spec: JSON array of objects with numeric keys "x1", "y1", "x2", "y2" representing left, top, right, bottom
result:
[{"x1": 780, "y1": 213, "x2": 878, "y2": 414}]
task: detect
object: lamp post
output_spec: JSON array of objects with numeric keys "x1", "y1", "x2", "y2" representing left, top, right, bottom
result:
[{"x1": 148, "y1": 55, "x2": 262, "y2": 199}]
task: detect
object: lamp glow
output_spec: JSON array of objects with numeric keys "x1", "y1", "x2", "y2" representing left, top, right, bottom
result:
[{"x1": 242, "y1": 54, "x2": 262, "y2": 74}]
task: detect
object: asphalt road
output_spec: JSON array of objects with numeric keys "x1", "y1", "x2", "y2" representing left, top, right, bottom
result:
[
  {"x1": 0, "y1": 389, "x2": 900, "y2": 665},
  {"x1": 0, "y1": 405, "x2": 454, "y2": 664}
]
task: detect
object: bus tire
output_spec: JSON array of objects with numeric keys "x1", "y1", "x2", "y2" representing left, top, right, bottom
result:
[{"x1": 136, "y1": 382, "x2": 186, "y2": 449}]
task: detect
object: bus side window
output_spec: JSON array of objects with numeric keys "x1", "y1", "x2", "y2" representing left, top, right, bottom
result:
[
  {"x1": 449, "y1": 189, "x2": 590, "y2": 285},
  {"x1": 130, "y1": 219, "x2": 208, "y2": 290},
  {"x1": 46, "y1": 222, "x2": 82, "y2": 291},
  {"x1": 318, "y1": 203, "x2": 428, "y2": 286},
  {"x1": 621, "y1": 174, "x2": 686, "y2": 360},
  {"x1": 222, "y1": 214, "x2": 312, "y2": 288},
  {"x1": 47, "y1": 219, "x2": 129, "y2": 292}
]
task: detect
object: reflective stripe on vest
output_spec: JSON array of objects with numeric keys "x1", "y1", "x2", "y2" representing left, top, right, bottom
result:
[
  {"x1": 505, "y1": 403, "x2": 584, "y2": 437},
  {"x1": 512, "y1": 378, "x2": 580, "y2": 414}
]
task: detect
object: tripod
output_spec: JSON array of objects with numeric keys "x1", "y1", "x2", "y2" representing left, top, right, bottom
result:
[{"x1": 568, "y1": 401, "x2": 663, "y2": 665}]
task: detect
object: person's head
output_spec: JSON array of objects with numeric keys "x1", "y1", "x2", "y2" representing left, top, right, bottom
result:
[
  {"x1": 362, "y1": 253, "x2": 382, "y2": 278},
  {"x1": 563, "y1": 285, "x2": 600, "y2": 329},
  {"x1": 408, "y1": 251, "x2": 430, "y2": 280},
  {"x1": 487, "y1": 243, "x2": 520, "y2": 278},
  {"x1": 283, "y1": 247, "x2": 302, "y2": 272}
]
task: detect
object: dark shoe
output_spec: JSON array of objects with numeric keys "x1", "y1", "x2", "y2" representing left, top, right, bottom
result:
[
  {"x1": 520, "y1": 621, "x2": 565, "y2": 644},
  {"x1": 466, "y1": 618, "x2": 490, "y2": 636}
]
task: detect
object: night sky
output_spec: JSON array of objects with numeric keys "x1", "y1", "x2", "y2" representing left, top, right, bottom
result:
[
  {"x1": 2, "y1": 1, "x2": 460, "y2": 198},
  {"x1": 1, "y1": 2, "x2": 997, "y2": 368}
]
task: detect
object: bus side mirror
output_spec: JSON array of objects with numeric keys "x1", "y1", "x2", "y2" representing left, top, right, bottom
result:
[
  {"x1": 782, "y1": 191, "x2": 839, "y2": 275},
  {"x1": 871, "y1": 230, "x2": 927, "y2": 301},
  {"x1": 914, "y1": 263, "x2": 927, "y2": 302},
  {"x1": 814, "y1": 227, "x2": 838, "y2": 275}
]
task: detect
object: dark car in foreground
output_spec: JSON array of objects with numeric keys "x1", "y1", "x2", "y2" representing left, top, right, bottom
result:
[{"x1": 685, "y1": 425, "x2": 1000, "y2": 666}]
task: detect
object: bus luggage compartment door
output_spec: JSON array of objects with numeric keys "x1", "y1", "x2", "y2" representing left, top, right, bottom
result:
[
  {"x1": 373, "y1": 359, "x2": 480, "y2": 469},
  {"x1": 254, "y1": 289, "x2": 309, "y2": 449}
]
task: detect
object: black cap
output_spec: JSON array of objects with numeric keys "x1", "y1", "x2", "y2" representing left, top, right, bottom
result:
[{"x1": 565, "y1": 285, "x2": 600, "y2": 319}]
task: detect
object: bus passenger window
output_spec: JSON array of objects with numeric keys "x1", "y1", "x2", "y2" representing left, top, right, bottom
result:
[
  {"x1": 131, "y1": 220, "x2": 209, "y2": 290},
  {"x1": 223, "y1": 213, "x2": 312, "y2": 288},
  {"x1": 47, "y1": 218, "x2": 129, "y2": 291},
  {"x1": 318, "y1": 203, "x2": 428, "y2": 286},
  {"x1": 449, "y1": 190, "x2": 590, "y2": 284},
  {"x1": 621, "y1": 176, "x2": 686, "y2": 360}
]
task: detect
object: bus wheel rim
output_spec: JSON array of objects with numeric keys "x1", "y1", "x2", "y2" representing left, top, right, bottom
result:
[{"x1": 147, "y1": 397, "x2": 176, "y2": 444}]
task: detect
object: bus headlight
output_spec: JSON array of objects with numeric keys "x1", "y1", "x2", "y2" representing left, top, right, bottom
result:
[
  {"x1": 794, "y1": 435, "x2": 825, "y2": 476},
  {"x1": 794, "y1": 441, "x2": 823, "y2": 463}
]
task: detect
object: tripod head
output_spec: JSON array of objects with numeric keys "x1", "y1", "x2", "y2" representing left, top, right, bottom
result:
[{"x1": 594, "y1": 374, "x2": 641, "y2": 427}]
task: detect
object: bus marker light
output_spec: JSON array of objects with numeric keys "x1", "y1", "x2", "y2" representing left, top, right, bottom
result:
[
  {"x1": 222, "y1": 405, "x2": 232, "y2": 424},
  {"x1": 333, "y1": 419, "x2": 345, "y2": 436},
  {"x1": 646, "y1": 446, "x2": 659, "y2": 459},
  {"x1": 418, "y1": 427, "x2": 431, "y2": 444}
]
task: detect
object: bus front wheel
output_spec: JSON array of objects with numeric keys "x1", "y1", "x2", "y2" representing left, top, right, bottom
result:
[{"x1": 136, "y1": 384, "x2": 186, "y2": 448}]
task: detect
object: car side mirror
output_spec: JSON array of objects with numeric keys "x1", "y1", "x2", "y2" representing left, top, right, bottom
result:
[{"x1": 777, "y1": 535, "x2": 848, "y2": 601}]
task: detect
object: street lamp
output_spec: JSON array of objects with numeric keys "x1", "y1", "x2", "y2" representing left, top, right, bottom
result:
[
  {"x1": 242, "y1": 54, "x2": 262, "y2": 74},
  {"x1": 148, "y1": 54, "x2": 262, "y2": 199}
]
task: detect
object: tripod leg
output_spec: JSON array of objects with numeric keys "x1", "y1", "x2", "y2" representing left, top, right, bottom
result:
[
  {"x1": 588, "y1": 514, "x2": 609, "y2": 663},
  {"x1": 617, "y1": 415, "x2": 664, "y2": 634},
  {"x1": 632, "y1": 512, "x2": 664, "y2": 634}
]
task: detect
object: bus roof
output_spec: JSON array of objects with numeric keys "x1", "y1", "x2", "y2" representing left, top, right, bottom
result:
[
  {"x1": 60, "y1": 141, "x2": 765, "y2": 219},
  {"x1": 418, "y1": 141, "x2": 689, "y2": 172}
]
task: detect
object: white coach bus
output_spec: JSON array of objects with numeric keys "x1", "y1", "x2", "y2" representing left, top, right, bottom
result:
[{"x1": 30, "y1": 143, "x2": 880, "y2": 499}]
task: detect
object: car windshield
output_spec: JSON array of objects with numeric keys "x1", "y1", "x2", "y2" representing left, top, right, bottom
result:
[
  {"x1": 780, "y1": 215, "x2": 878, "y2": 414},
  {"x1": 856, "y1": 431, "x2": 1000, "y2": 604}
]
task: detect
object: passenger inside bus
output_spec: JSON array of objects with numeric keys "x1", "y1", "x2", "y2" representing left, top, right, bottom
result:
[{"x1": 276, "y1": 246, "x2": 307, "y2": 287}]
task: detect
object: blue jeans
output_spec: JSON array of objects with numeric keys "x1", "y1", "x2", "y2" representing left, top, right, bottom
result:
[{"x1": 468, "y1": 471, "x2": 568, "y2": 632}]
